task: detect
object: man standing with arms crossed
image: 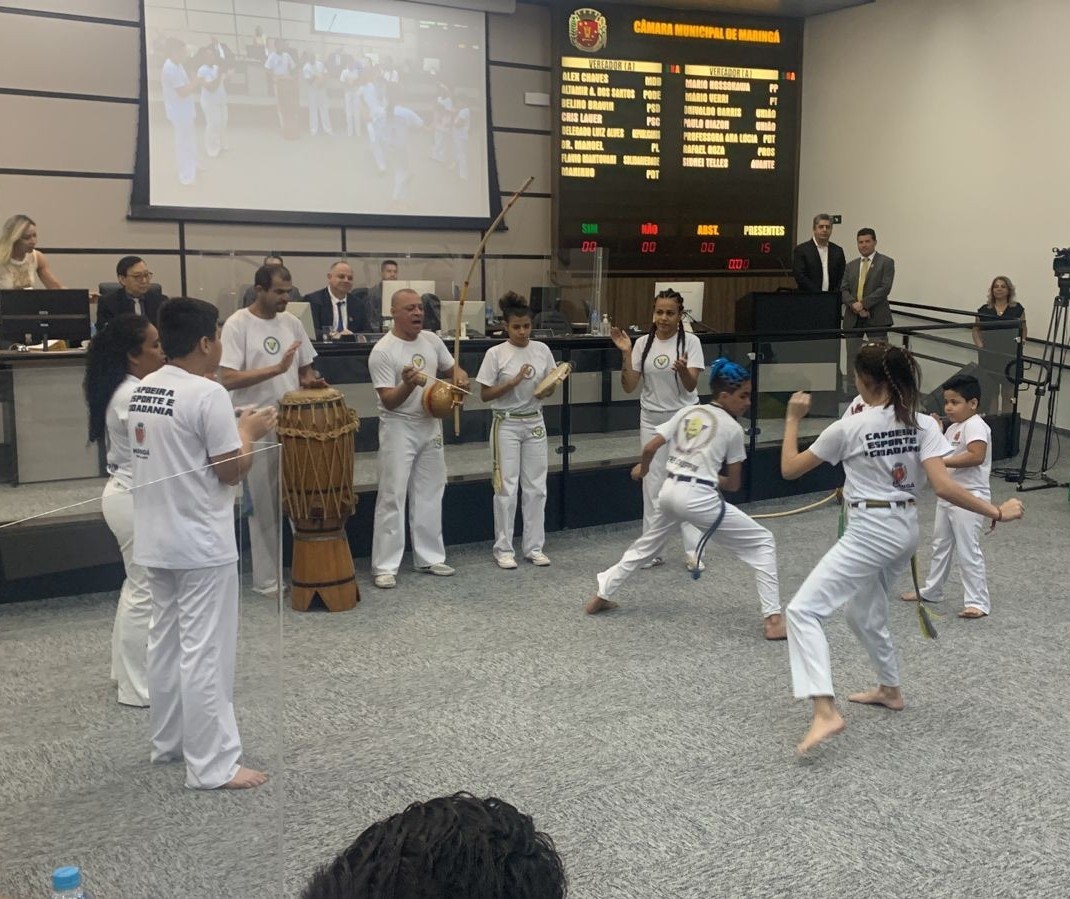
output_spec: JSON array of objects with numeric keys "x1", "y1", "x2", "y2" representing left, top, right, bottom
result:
[
  {"x1": 792, "y1": 213, "x2": 846, "y2": 294},
  {"x1": 219, "y1": 264, "x2": 326, "y2": 594},
  {"x1": 369, "y1": 288, "x2": 469, "y2": 589}
]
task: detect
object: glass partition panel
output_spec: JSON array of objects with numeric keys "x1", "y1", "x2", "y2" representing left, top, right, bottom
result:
[{"x1": 0, "y1": 447, "x2": 285, "y2": 897}]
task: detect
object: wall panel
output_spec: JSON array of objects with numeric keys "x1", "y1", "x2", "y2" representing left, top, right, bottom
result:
[
  {"x1": 0, "y1": 0, "x2": 139, "y2": 21},
  {"x1": 492, "y1": 131, "x2": 551, "y2": 196},
  {"x1": 0, "y1": 95, "x2": 138, "y2": 174},
  {"x1": 0, "y1": 15, "x2": 139, "y2": 98},
  {"x1": 488, "y1": 3, "x2": 550, "y2": 67},
  {"x1": 489, "y1": 66, "x2": 551, "y2": 132}
]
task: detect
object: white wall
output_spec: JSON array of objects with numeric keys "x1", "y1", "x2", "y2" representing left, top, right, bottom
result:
[{"x1": 798, "y1": 0, "x2": 1070, "y2": 318}]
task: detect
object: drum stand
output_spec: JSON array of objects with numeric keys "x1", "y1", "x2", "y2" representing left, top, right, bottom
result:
[{"x1": 290, "y1": 516, "x2": 360, "y2": 612}]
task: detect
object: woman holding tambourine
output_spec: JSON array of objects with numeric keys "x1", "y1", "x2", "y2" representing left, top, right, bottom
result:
[
  {"x1": 476, "y1": 292, "x2": 565, "y2": 570},
  {"x1": 611, "y1": 288, "x2": 706, "y2": 570}
]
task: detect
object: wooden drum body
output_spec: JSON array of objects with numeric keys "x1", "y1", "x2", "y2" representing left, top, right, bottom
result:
[{"x1": 277, "y1": 388, "x2": 360, "y2": 612}]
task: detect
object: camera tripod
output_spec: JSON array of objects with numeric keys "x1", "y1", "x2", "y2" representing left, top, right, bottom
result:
[{"x1": 1014, "y1": 282, "x2": 1070, "y2": 491}]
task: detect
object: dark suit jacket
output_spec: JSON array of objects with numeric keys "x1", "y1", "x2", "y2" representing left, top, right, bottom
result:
[
  {"x1": 95, "y1": 288, "x2": 166, "y2": 331},
  {"x1": 792, "y1": 239, "x2": 846, "y2": 293},
  {"x1": 305, "y1": 287, "x2": 378, "y2": 335},
  {"x1": 841, "y1": 252, "x2": 895, "y2": 331}
]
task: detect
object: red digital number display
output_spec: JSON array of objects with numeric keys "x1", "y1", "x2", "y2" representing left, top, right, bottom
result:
[
  {"x1": 640, "y1": 240, "x2": 658, "y2": 254},
  {"x1": 581, "y1": 240, "x2": 598, "y2": 253},
  {"x1": 699, "y1": 241, "x2": 716, "y2": 253},
  {"x1": 726, "y1": 258, "x2": 751, "y2": 271}
]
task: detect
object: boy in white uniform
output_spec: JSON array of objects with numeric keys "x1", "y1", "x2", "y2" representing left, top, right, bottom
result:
[
  {"x1": 781, "y1": 344, "x2": 1023, "y2": 755},
  {"x1": 610, "y1": 290, "x2": 705, "y2": 570},
  {"x1": 586, "y1": 359, "x2": 787, "y2": 641},
  {"x1": 131, "y1": 297, "x2": 276, "y2": 789},
  {"x1": 475, "y1": 293, "x2": 558, "y2": 569},
  {"x1": 303, "y1": 53, "x2": 333, "y2": 136},
  {"x1": 900, "y1": 374, "x2": 993, "y2": 617},
  {"x1": 219, "y1": 264, "x2": 326, "y2": 594},
  {"x1": 161, "y1": 39, "x2": 201, "y2": 187},
  {"x1": 369, "y1": 289, "x2": 470, "y2": 589}
]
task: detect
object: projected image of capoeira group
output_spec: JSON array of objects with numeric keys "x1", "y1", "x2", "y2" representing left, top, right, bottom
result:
[{"x1": 144, "y1": 7, "x2": 486, "y2": 219}]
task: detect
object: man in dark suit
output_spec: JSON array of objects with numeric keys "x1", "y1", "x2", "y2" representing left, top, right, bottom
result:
[
  {"x1": 792, "y1": 213, "x2": 846, "y2": 293},
  {"x1": 96, "y1": 256, "x2": 166, "y2": 331},
  {"x1": 365, "y1": 258, "x2": 398, "y2": 333},
  {"x1": 306, "y1": 260, "x2": 378, "y2": 336},
  {"x1": 841, "y1": 227, "x2": 895, "y2": 366}
]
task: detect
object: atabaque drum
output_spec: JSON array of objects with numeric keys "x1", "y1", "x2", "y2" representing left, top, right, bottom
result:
[{"x1": 277, "y1": 387, "x2": 360, "y2": 612}]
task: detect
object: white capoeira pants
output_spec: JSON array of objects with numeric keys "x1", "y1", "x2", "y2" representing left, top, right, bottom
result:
[
  {"x1": 146, "y1": 563, "x2": 242, "y2": 789},
  {"x1": 921, "y1": 500, "x2": 990, "y2": 613},
  {"x1": 640, "y1": 410, "x2": 701, "y2": 559},
  {"x1": 170, "y1": 118, "x2": 196, "y2": 186},
  {"x1": 596, "y1": 477, "x2": 781, "y2": 617},
  {"x1": 307, "y1": 85, "x2": 333, "y2": 134},
  {"x1": 372, "y1": 417, "x2": 447, "y2": 575},
  {"x1": 344, "y1": 88, "x2": 363, "y2": 137},
  {"x1": 490, "y1": 412, "x2": 548, "y2": 559},
  {"x1": 101, "y1": 478, "x2": 151, "y2": 707},
  {"x1": 201, "y1": 94, "x2": 228, "y2": 157},
  {"x1": 787, "y1": 504, "x2": 917, "y2": 699},
  {"x1": 245, "y1": 438, "x2": 282, "y2": 592}
]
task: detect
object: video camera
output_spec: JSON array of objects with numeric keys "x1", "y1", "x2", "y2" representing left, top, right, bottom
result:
[{"x1": 1054, "y1": 247, "x2": 1070, "y2": 276}]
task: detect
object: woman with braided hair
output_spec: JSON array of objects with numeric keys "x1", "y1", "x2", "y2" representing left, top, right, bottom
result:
[
  {"x1": 781, "y1": 343, "x2": 1024, "y2": 755},
  {"x1": 610, "y1": 289, "x2": 705, "y2": 570},
  {"x1": 587, "y1": 358, "x2": 787, "y2": 641}
]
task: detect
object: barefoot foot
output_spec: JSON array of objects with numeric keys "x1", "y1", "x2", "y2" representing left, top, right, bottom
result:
[
  {"x1": 585, "y1": 595, "x2": 619, "y2": 615},
  {"x1": 847, "y1": 685, "x2": 905, "y2": 711},
  {"x1": 221, "y1": 766, "x2": 268, "y2": 789},
  {"x1": 763, "y1": 613, "x2": 787, "y2": 641},
  {"x1": 958, "y1": 607, "x2": 988, "y2": 619},
  {"x1": 900, "y1": 591, "x2": 918, "y2": 602},
  {"x1": 796, "y1": 711, "x2": 846, "y2": 755}
]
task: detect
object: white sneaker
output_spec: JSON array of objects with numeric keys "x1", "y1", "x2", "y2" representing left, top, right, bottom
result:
[
  {"x1": 527, "y1": 551, "x2": 551, "y2": 567},
  {"x1": 251, "y1": 582, "x2": 280, "y2": 596},
  {"x1": 640, "y1": 556, "x2": 665, "y2": 570},
  {"x1": 496, "y1": 554, "x2": 519, "y2": 570},
  {"x1": 685, "y1": 553, "x2": 706, "y2": 573},
  {"x1": 373, "y1": 574, "x2": 396, "y2": 589},
  {"x1": 416, "y1": 562, "x2": 455, "y2": 577}
]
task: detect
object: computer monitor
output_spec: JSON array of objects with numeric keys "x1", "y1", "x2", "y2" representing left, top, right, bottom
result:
[
  {"x1": 380, "y1": 280, "x2": 436, "y2": 315},
  {"x1": 0, "y1": 289, "x2": 92, "y2": 348},
  {"x1": 654, "y1": 281, "x2": 704, "y2": 332},
  {"x1": 285, "y1": 301, "x2": 317, "y2": 342},
  {"x1": 438, "y1": 300, "x2": 487, "y2": 337}
]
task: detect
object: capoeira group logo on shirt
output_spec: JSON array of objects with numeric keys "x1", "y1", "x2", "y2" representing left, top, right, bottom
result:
[
  {"x1": 521, "y1": 364, "x2": 536, "y2": 379},
  {"x1": 135, "y1": 422, "x2": 146, "y2": 445},
  {"x1": 952, "y1": 429, "x2": 961, "y2": 443},
  {"x1": 411, "y1": 354, "x2": 426, "y2": 370},
  {"x1": 675, "y1": 407, "x2": 718, "y2": 452},
  {"x1": 653, "y1": 354, "x2": 670, "y2": 370},
  {"x1": 569, "y1": 8, "x2": 607, "y2": 52},
  {"x1": 532, "y1": 425, "x2": 546, "y2": 438},
  {"x1": 891, "y1": 462, "x2": 913, "y2": 489},
  {"x1": 263, "y1": 336, "x2": 281, "y2": 355}
]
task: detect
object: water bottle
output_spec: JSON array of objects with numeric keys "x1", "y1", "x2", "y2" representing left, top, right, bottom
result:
[
  {"x1": 589, "y1": 307, "x2": 599, "y2": 335},
  {"x1": 600, "y1": 313, "x2": 611, "y2": 336},
  {"x1": 52, "y1": 865, "x2": 90, "y2": 898}
]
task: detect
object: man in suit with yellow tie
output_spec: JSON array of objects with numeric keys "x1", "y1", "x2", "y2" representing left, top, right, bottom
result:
[{"x1": 841, "y1": 227, "x2": 895, "y2": 368}]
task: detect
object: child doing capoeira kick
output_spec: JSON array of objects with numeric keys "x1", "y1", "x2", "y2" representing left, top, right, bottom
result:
[
  {"x1": 780, "y1": 344, "x2": 1023, "y2": 755},
  {"x1": 586, "y1": 358, "x2": 787, "y2": 641}
]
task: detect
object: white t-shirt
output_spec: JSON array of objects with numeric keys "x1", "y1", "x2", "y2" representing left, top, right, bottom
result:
[
  {"x1": 129, "y1": 365, "x2": 242, "y2": 569},
  {"x1": 809, "y1": 405, "x2": 951, "y2": 503},
  {"x1": 655, "y1": 403, "x2": 746, "y2": 483},
  {"x1": 220, "y1": 308, "x2": 315, "y2": 410},
  {"x1": 303, "y1": 60, "x2": 327, "y2": 84},
  {"x1": 942, "y1": 414, "x2": 991, "y2": 499},
  {"x1": 631, "y1": 331, "x2": 705, "y2": 413},
  {"x1": 369, "y1": 330, "x2": 455, "y2": 421},
  {"x1": 841, "y1": 394, "x2": 877, "y2": 420},
  {"x1": 161, "y1": 58, "x2": 195, "y2": 124},
  {"x1": 475, "y1": 340, "x2": 556, "y2": 413},
  {"x1": 106, "y1": 374, "x2": 139, "y2": 488},
  {"x1": 197, "y1": 63, "x2": 225, "y2": 102},
  {"x1": 265, "y1": 51, "x2": 295, "y2": 77}
]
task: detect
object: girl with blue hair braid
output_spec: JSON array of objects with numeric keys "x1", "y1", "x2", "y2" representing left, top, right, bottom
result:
[{"x1": 587, "y1": 358, "x2": 787, "y2": 641}]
